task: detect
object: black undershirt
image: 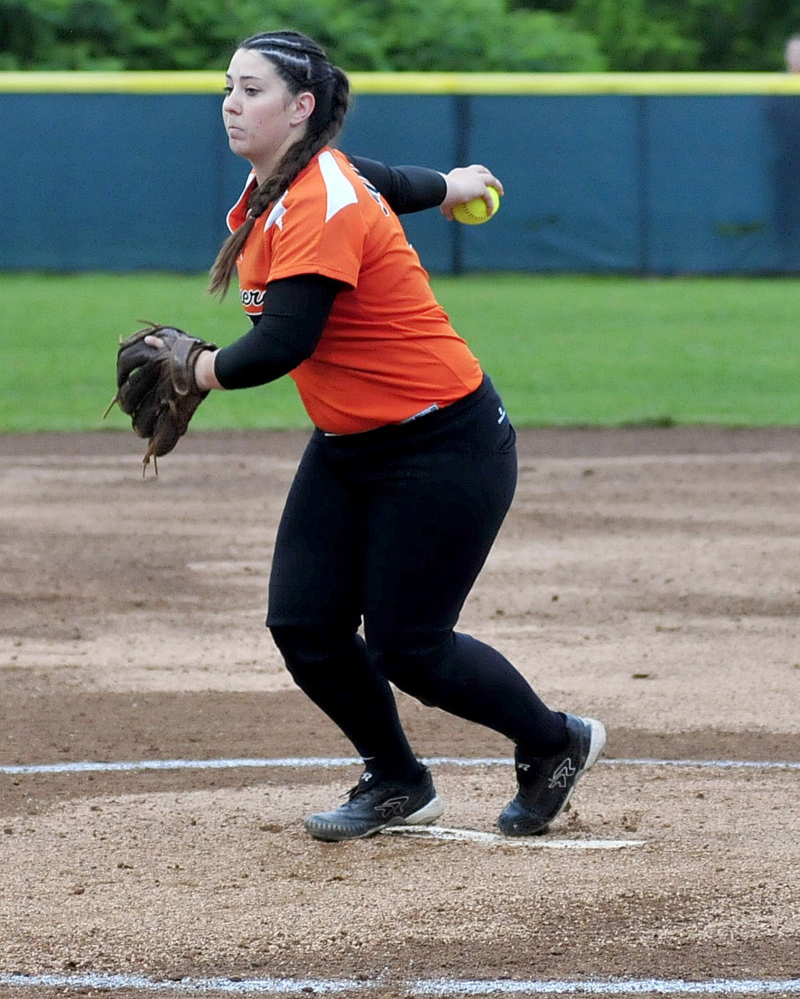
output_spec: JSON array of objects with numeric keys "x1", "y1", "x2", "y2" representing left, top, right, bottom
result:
[
  {"x1": 214, "y1": 275, "x2": 344, "y2": 390},
  {"x1": 349, "y1": 157, "x2": 447, "y2": 215},
  {"x1": 213, "y1": 159, "x2": 447, "y2": 391}
]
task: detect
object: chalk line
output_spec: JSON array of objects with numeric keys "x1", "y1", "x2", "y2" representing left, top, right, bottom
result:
[
  {"x1": 1, "y1": 756, "x2": 799, "y2": 776},
  {"x1": 1, "y1": 972, "x2": 799, "y2": 996}
]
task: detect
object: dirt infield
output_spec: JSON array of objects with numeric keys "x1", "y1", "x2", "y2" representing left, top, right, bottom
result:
[{"x1": 1, "y1": 427, "x2": 799, "y2": 999}]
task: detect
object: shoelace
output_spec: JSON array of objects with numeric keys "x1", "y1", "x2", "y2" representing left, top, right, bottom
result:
[{"x1": 343, "y1": 775, "x2": 373, "y2": 801}]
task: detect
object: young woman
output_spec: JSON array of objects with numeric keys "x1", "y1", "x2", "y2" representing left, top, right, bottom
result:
[{"x1": 188, "y1": 30, "x2": 606, "y2": 841}]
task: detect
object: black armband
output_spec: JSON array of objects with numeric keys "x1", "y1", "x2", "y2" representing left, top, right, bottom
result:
[
  {"x1": 214, "y1": 275, "x2": 345, "y2": 390},
  {"x1": 349, "y1": 156, "x2": 447, "y2": 214}
]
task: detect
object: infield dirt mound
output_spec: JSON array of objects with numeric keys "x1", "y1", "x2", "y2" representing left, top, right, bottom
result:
[{"x1": 0, "y1": 427, "x2": 798, "y2": 996}]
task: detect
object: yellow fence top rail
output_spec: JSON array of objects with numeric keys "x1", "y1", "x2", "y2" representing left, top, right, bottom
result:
[{"x1": 3, "y1": 71, "x2": 800, "y2": 95}]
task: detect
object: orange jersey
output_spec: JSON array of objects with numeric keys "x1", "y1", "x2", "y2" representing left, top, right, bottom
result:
[{"x1": 227, "y1": 148, "x2": 483, "y2": 434}]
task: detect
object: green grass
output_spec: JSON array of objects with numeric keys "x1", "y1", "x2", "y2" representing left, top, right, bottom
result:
[
  {"x1": 444, "y1": 274, "x2": 800, "y2": 427},
  {"x1": 3, "y1": 271, "x2": 800, "y2": 431}
]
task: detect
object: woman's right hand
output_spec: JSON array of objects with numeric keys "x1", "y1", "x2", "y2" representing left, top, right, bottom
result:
[{"x1": 440, "y1": 164, "x2": 504, "y2": 220}]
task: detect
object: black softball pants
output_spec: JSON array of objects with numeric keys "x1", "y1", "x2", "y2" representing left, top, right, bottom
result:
[{"x1": 267, "y1": 377, "x2": 568, "y2": 779}]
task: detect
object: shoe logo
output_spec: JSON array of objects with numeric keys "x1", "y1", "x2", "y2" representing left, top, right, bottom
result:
[
  {"x1": 362, "y1": 772, "x2": 373, "y2": 783},
  {"x1": 497, "y1": 406, "x2": 507, "y2": 424},
  {"x1": 375, "y1": 795, "x2": 411, "y2": 818},
  {"x1": 549, "y1": 758, "x2": 577, "y2": 789},
  {"x1": 517, "y1": 762, "x2": 531, "y2": 773}
]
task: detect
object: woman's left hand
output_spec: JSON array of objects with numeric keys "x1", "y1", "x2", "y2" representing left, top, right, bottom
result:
[
  {"x1": 144, "y1": 334, "x2": 221, "y2": 391},
  {"x1": 440, "y1": 164, "x2": 504, "y2": 220}
]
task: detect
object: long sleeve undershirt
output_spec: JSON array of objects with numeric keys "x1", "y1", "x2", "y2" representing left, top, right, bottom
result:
[
  {"x1": 350, "y1": 157, "x2": 447, "y2": 215},
  {"x1": 213, "y1": 159, "x2": 448, "y2": 391},
  {"x1": 214, "y1": 275, "x2": 343, "y2": 390}
]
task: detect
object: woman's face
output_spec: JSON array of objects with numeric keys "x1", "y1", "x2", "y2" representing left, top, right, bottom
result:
[{"x1": 223, "y1": 48, "x2": 312, "y2": 179}]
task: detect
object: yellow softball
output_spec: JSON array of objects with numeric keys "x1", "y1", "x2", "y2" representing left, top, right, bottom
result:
[{"x1": 452, "y1": 186, "x2": 501, "y2": 226}]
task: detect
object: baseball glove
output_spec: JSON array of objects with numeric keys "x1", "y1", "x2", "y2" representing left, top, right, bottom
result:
[{"x1": 105, "y1": 323, "x2": 217, "y2": 475}]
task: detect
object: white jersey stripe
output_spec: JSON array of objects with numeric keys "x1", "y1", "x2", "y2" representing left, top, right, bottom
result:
[
  {"x1": 318, "y1": 148, "x2": 359, "y2": 222},
  {"x1": 263, "y1": 192, "x2": 288, "y2": 231},
  {"x1": 226, "y1": 172, "x2": 255, "y2": 233}
]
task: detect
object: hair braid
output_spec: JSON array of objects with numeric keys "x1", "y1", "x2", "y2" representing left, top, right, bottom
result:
[{"x1": 209, "y1": 32, "x2": 350, "y2": 299}]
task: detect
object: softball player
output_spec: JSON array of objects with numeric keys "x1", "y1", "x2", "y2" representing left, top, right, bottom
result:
[{"x1": 192, "y1": 30, "x2": 606, "y2": 841}]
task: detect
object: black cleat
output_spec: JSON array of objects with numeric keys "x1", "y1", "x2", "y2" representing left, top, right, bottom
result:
[
  {"x1": 498, "y1": 714, "x2": 607, "y2": 837},
  {"x1": 304, "y1": 767, "x2": 443, "y2": 842}
]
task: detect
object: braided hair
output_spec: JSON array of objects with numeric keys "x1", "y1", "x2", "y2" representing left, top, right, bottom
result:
[{"x1": 209, "y1": 31, "x2": 350, "y2": 298}]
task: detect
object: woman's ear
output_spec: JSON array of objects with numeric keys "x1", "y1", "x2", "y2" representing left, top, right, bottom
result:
[{"x1": 291, "y1": 91, "x2": 316, "y2": 125}]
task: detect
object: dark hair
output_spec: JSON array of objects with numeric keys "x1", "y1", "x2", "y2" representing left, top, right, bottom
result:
[{"x1": 209, "y1": 30, "x2": 350, "y2": 297}]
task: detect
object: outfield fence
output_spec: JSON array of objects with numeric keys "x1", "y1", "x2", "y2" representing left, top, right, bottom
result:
[{"x1": 2, "y1": 73, "x2": 800, "y2": 275}]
